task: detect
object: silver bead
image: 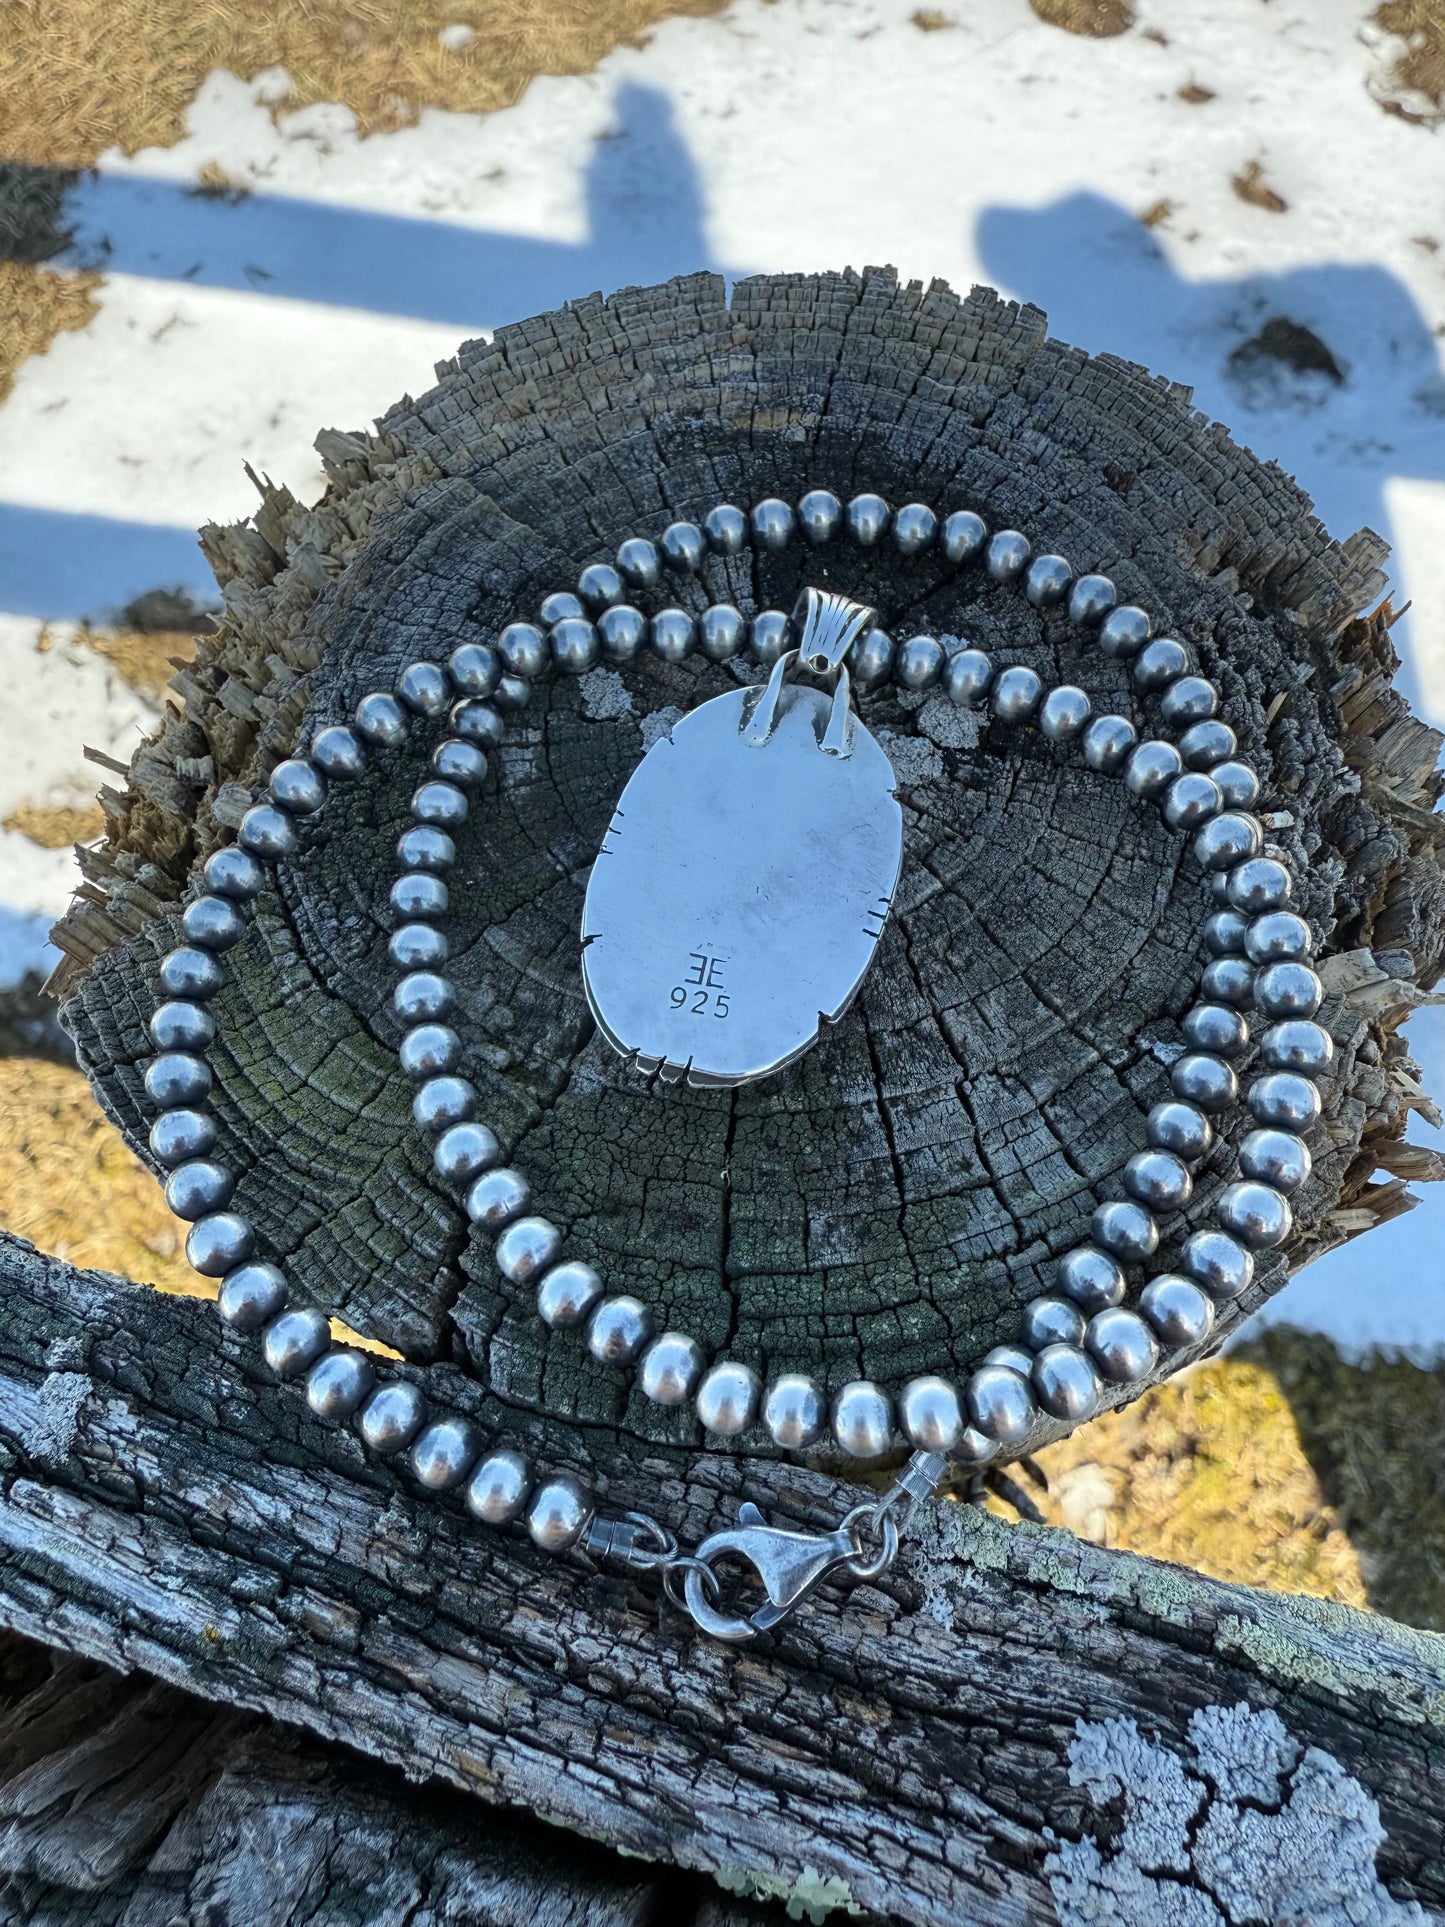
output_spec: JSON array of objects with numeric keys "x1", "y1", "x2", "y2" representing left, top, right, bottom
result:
[
  {"x1": 1039, "y1": 686, "x2": 1091, "y2": 742},
  {"x1": 1203, "y1": 909, "x2": 1250, "y2": 956},
  {"x1": 467, "y1": 1166, "x2": 529, "y2": 1228},
  {"x1": 390, "y1": 873, "x2": 448, "y2": 920},
  {"x1": 1161, "y1": 771, "x2": 1221, "y2": 831},
  {"x1": 1025, "y1": 554, "x2": 1072, "y2": 607},
  {"x1": 360, "y1": 1381, "x2": 426, "y2": 1454},
  {"x1": 354, "y1": 691, "x2": 408, "y2": 746},
  {"x1": 203, "y1": 847, "x2": 265, "y2": 900},
  {"x1": 850, "y1": 627, "x2": 894, "y2": 689},
  {"x1": 432, "y1": 739, "x2": 489, "y2": 790},
  {"x1": 651, "y1": 608, "x2": 695, "y2": 662},
  {"x1": 598, "y1": 605, "x2": 646, "y2": 663},
  {"x1": 1032, "y1": 1344, "x2": 1102, "y2": 1421},
  {"x1": 984, "y1": 1344, "x2": 1035, "y2": 1378},
  {"x1": 1180, "y1": 1228, "x2": 1254, "y2": 1300},
  {"x1": 896, "y1": 634, "x2": 944, "y2": 689},
  {"x1": 966, "y1": 1363, "x2": 1036, "y2": 1443},
  {"x1": 1182, "y1": 1003, "x2": 1249, "y2": 1058},
  {"x1": 1246, "y1": 911, "x2": 1312, "y2": 965},
  {"x1": 447, "y1": 641, "x2": 501, "y2": 698},
  {"x1": 892, "y1": 502, "x2": 939, "y2": 555},
  {"x1": 145, "y1": 1051, "x2": 212, "y2": 1108},
  {"x1": 991, "y1": 665, "x2": 1042, "y2": 723},
  {"x1": 1069, "y1": 574, "x2": 1117, "y2": 626},
  {"x1": 536, "y1": 1260, "x2": 603, "y2": 1329},
  {"x1": 1179, "y1": 719, "x2": 1237, "y2": 770},
  {"x1": 165, "y1": 1159, "x2": 233, "y2": 1220},
  {"x1": 639, "y1": 1332, "x2": 705, "y2": 1406},
  {"x1": 1097, "y1": 605, "x2": 1150, "y2": 659},
  {"x1": 750, "y1": 497, "x2": 796, "y2": 551},
  {"x1": 498, "y1": 622, "x2": 547, "y2": 676},
  {"x1": 831, "y1": 1379, "x2": 894, "y2": 1458},
  {"x1": 1253, "y1": 962, "x2": 1322, "y2": 1019},
  {"x1": 763, "y1": 1374, "x2": 826, "y2": 1449},
  {"x1": 397, "y1": 826, "x2": 455, "y2": 874},
  {"x1": 1260, "y1": 1020, "x2": 1333, "y2": 1077},
  {"x1": 186, "y1": 1211, "x2": 254, "y2": 1276},
  {"x1": 1085, "y1": 1306, "x2": 1159, "y2": 1383},
  {"x1": 466, "y1": 1448, "x2": 531, "y2": 1525},
  {"x1": 1240, "y1": 1128, "x2": 1312, "y2": 1193},
  {"x1": 1219, "y1": 1180, "x2": 1292, "y2": 1249},
  {"x1": 1201, "y1": 955, "x2": 1255, "y2": 1008},
  {"x1": 1158, "y1": 676, "x2": 1218, "y2": 729},
  {"x1": 412, "y1": 1076, "x2": 475, "y2": 1131},
  {"x1": 412, "y1": 1415, "x2": 481, "y2": 1490},
  {"x1": 943, "y1": 646, "x2": 992, "y2": 704},
  {"x1": 495, "y1": 1216, "x2": 562, "y2": 1286},
  {"x1": 1021, "y1": 1295, "x2": 1086, "y2": 1349},
  {"x1": 1212, "y1": 762, "x2": 1261, "y2": 809},
  {"x1": 954, "y1": 1425, "x2": 1000, "y2": 1466},
  {"x1": 1091, "y1": 1198, "x2": 1158, "y2": 1261},
  {"x1": 262, "y1": 1307, "x2": 330, "y2": 1379},
  {"x1": 433, "y1": 1121, "x2": 499, "y2": 1187},
  {"x1": 941, "y1": 509, "x2": 988, "y2": 564},
  {"x1": 149, "y1": 1108, "x2": 216, "y2": 1167},
  {"x1": 1082, "y1": 715, "x2": 1137, "y2": 773},
  {"x1": 411, "y1": 780, "x2": 468, "y2": 829},
  {"x1": 1139, "y1": 1276, "x2": 1214, "y2": 1349},
  {"x1": 660, "y1": 521, "x2": 705, "y2": 572},
  {"x1": 751, "y1": 609, "x2": 792, "y2": 666},
  {"x1": 704, "y1": 503, "x2": 747, "y2": 553},
  {"x1": 1133, "y1": 638, "x2": 1190, "y2": 690},
  {"x1": 1057, "y1": 1245, "x2": 1125, "y2": 1312},
  {"x1": 269, "y1": 758, "x2": 325, "y2": 815},
  {"x1": 587, "y1": 1295, "x2": 653, "y2": 1365},
  {"x1": 699, "y1": 605, "x2": 745, "y2": 661},
  {"x1": 1125, "y1": 740, "x2": 1182, "y2": 799},
  {"x1": 1249, "y1": 1071, "x2": 1322, "y2": 1129},
  {"x1": 540, "y1": 592, "x2": 584, "y2": 627},
  {"x1": 1146, "y1": 1100, "x2": 1213, "y2": 1161},
  {"x1": 527, "y1": 1474, "x2": 592, "y2": 1552},
  {"x1": 389, "y1": 922, "x2": 448, "y2": 969},
  {"x1": 450, "y1": 699, "x2": 504, "y2": 747},
  {"x1": 495, "y1": 672, "x2": 534, "y2": 712},
  {"x1": 551, "y1": 617, "x2": 599, "y2": 674},
  {"x1": 616, "y1": 537, "x2": 661, "y2": 589},
  {"x1": 1123, "y1": 1148, "x2": 1193, "y2": 1212},
  {"x1": 845, "y1": 493, "x2": 890, "y2": 546},
  {"x1": 399, "y1": 1026, "x2": 461, "y2": 1079},
  {"x1": 306, "y1": 1348, "x2": 374, "y2": 1420},
  {"x1": 899, "y1": 1375, "x2": 964, "y2": 1451},
  {"x1": 238, "y1": 804, "x2": 297, "y2": 860},
  {"x1": 396, "y1": 661, "x2": 449, "y2": 716},
  {"x1": 986, "y1": 529, "x2": 1030, "y2": 580},
  {"x1": 310, "y1": 724, "x2": 366, "y2": 782},
  {"x1": 1171, "y1": 1052, "x2": 1238, "y2": 1112},
  {"x1": 217, "y1": 1259, "x2": 286, "y2": 1331},
  {"x1": 1227, "y1": 856, "x2": 1292, "y2": 913},
  {"x1": 182, "y1": 894, "x2": 246, "y2": 951},
  {"x1": 578, "y1": 561, "x2": 623, "y2": 610},
  {"x1": 149, "y1": 999, "x2": 215, "y2": 1053},
  {"x1": 393, "y1": 971, "x2": 454, "y2": 1025},
  {"x1": 798, "y1": 489, "x2": 843, "y2": 545},
  {"x1": 696, "y1": 1360, "x2": 761, "y2": 1437},
  {"x1": 1194, "y1": 813, "x2": 1263, "y2": 874}
]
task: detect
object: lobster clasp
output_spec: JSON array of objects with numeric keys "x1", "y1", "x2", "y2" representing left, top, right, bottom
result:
[{"x1": 681, "y1": 1502, "x2": 865, "y2": 1643}]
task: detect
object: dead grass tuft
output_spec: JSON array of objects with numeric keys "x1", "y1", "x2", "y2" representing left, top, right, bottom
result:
[
  {"x1": 0, "y1": 259, "x2": 101, "y2": 408},
  {"x1": 0, "y1": 0, "x2": 727, "y2": 170},
  {"x1": 1231, "y1": 159, "x2": 1288, "y2": 214},
  {"x1": 1028, "y1": 0, "x2": 1134, "y2": 37},
  {"x1": 73, "y1": 627, "x2": 195, "y2": 705},
  {"x1": 1374, "y1": 0, "x2": 1445, "y2": 111},
  {"x1": 2, "y1": 801, "x2": 104, "y2": 848},
  {"x1": 911, "y1": 9, "x2": 954, "y2": 29}
]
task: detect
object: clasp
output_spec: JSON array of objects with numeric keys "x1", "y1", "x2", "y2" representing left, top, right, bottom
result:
[{"x1": 682, "y1": 1502, "x2": 870, "y2": 1643}]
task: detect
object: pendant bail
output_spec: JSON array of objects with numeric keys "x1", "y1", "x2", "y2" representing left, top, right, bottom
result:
[{"x1": 792, "y1": 587, "x2": 877, "y2": 679}]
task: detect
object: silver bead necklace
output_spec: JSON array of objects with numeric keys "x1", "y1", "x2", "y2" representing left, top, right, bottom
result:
[{"x1": 141, "y1": 489, "x2": 1329, "y2": 1643}]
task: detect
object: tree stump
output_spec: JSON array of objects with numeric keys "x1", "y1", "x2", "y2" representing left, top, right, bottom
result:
[{"x1": 7, "y1": 269, "x2": 1445, "y2": 1922}]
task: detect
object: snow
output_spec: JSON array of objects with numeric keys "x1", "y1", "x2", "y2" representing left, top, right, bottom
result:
[{"x1": 0, "y1": 0, "x2": 1442, "y2": 1351}]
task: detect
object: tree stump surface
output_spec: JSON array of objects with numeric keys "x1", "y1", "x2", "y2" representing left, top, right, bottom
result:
[{"x1": 9, "y1": 268, "x2": 1445, "y2": 1921}]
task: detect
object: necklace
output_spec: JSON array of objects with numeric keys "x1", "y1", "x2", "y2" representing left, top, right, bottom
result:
[{"x1": 139, "y1": 489, "x2": 1327, "y2": 1643}]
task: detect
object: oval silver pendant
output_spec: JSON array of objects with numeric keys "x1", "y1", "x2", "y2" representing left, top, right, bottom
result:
[{"x1": 582, "y1": 677, "x2": 902, "y2": 1088}]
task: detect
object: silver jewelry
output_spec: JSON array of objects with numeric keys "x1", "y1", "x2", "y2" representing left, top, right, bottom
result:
[{"x1": 138, "y1": 491, "x2": 1324, "y2": 1644}]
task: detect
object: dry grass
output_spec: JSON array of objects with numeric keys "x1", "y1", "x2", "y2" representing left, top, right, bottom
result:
[
  {"x1": 1374, "y1": 0, "x2": 1445, "y2": 111},
  {"x1": 72, "y1": 627, "x2": 194, "y2": 706},
  {"x1": 0, "y1": 259, "x2": 101, "y2": 408},
  {"x1": 0, "y1": 0, "x2": 727, "y2": 169},
  {"x1": 1028, "y1": 0, "x2": 1134, "y2": 37},
  {"x1": 2, "y1": 801, "x2": 104, "y2": 848},
  {"x1": 1231, "y1": 159, "x2": 1288, "y2": 214}
]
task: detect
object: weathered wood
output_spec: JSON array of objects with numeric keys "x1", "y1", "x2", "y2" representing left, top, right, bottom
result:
[{"x1": 2, "y1": 1235, "x2": 1444, "y2": 1925}]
